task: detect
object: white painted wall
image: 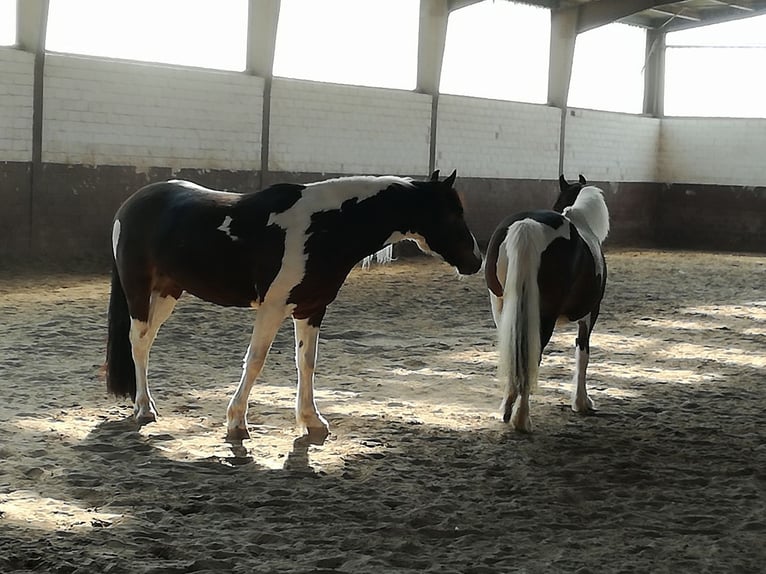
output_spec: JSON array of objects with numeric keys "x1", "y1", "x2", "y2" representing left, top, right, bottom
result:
[
  {"x1": 0, "y1": 47, "x2": 34, "y2": 162},
  {"x1": 659, "y1": 118, "x2": 766, "y2": 186},
  {"x1": 563, "y1": 108, "x2": 660, "y2": 182},
  {"x1": 269, "y1": 78, "x2": 431, "y2": 175},
  {"x1": 436, "y1": 95, "x2": 560, "y2": 179},
  {"x1": 4, "y1": 48, "x2": 766, "y2": 191},
  {"x1": 42, "y1": 54, "x2": 263, "y2": 169}
]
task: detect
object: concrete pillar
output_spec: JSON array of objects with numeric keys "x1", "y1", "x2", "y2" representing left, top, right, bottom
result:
[
  {"x1": 245, "y1": 0, "x2": 281, "y2": 186},
  {"x1": 246, "y1": 0, "x2": 281, "y2": 78},
  {"x1": 16, "y1": 0, "x2": 49, "y2": 53},
  {"x1": 417, "y1": 0, "x2": 451, "y2": 174},
  {"x1": 417, "y1": 0, "x2": 449, "y2": 95},
  {"x1": 547, "y1": 8, "x2": 578, "y2": 109},
  {"x1": 643, "y1": 29, "x2": 665, "y2": 117},
  {"x1": 548, "y1": 8, "x2": 578, "y2": 175}
]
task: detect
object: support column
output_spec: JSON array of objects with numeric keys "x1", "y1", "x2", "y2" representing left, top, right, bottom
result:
[
  {"x1": 547, "y1": 8, "x2": 578, "y2": 110},
  {"x1": 643, "y1": 29, "x2": 665, "y2": 117},
  {"x1": 548, "y1": 8, "x2": 578, "y2": 175},
  {"x1": 17, "y1": 0, "x2": 49, "y2": 254},
  {"x1": 16, "y1": 0, "x2": 48, "y2": 53},
  {"x1": 246, "y1": 0, "x2": 281, "y2": 187},
  {"x1": 417, "y1": 0, "x2": 450, "y2": 175}
]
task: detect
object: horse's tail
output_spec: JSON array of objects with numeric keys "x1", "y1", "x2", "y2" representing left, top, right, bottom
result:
[
  {"x1": 106, "y1": 263, "x2": 136, "y2": 400},
  {"x1": 497, "y1": 219, "x2": 545, "y2": 403},
  {"x1": 564, "y1": 186, "x2": 610, "y2": 243},
  {"x1": 360, "y1": 245, "x2": 394, "y2": 269}
]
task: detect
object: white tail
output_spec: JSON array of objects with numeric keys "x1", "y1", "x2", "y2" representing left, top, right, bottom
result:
[
  {"x1": 360, "y1": 245, "x2": 394, "y2": 269},
  {"x1": 497, "y1": 219, "x2": 547, "y2": 402}
]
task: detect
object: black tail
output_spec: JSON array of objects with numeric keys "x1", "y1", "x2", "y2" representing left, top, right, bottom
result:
[{"x1": 106, "y1": 263, "x2": 136, "y2": 400}]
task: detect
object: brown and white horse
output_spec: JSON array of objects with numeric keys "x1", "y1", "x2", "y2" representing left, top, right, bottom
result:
[
  {"x1": 484, "y1": 175, "x2": 609, "y2": 432},
  {"x1": 106, "y1": 170, "x2": 482, "y2": 441}
]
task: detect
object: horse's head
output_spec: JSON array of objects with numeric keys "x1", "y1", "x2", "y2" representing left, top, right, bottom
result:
[
  {"x1": 407, "y1": 169, "x2": 482, "y2": 275},
  {"x1": 553, "y1": 174, "x2": 587, "y2": 213}
]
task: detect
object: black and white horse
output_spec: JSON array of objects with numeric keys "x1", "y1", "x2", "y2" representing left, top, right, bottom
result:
[
  {"x1": 484, "y1": 175, "x2": 609, "y2": 432},
  {"x1": 106, "y1": 170, "x2": 482, "y2": 441}
]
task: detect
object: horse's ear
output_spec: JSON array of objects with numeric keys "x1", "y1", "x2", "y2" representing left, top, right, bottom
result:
[
  {"x1": 579, "y1": 174, "x2": 587, "y2": 185},
  {"x1": 443, "y1": 169, "x2": 457, "y2": 188},
  {"x1": 559, "y1": 174, "x2": 569, "y2": 191},
  {"x1": 430, "y1": 170, "x2": 440, "y2": 182}
]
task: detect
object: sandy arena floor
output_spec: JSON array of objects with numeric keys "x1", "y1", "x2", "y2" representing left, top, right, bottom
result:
[{"x1": 0, "y1": 250, "x2": 765, "y2": 573}]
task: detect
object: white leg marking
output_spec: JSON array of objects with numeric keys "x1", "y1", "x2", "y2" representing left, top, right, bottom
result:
[
  {"x1": 226, "y1": 305, "x2": 286, "y2": 440},
  {"x1": 293, "y1": 318, "x2": 329, "y2": 435},
  {"x1": 510, "y1": 394, "x2": 532, "y2": 433},
  {"x1": 130, "y1": 293, "x2": 177, "y2": 423},
  {"x1": 571, "y1": 319, "x2": 595, "y2": 413}
]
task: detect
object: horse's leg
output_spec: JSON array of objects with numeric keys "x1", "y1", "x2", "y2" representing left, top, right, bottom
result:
[
  {"x1": 571, "y1": 315, "x2": 596, "y2": 413},
  {"x1": 130, "y1": 292, "x2": 178, "y2": 423},
  {"x1": 226, "y1": 305, "x2": 285, "y2": 441},
  {"x1": 506, "y1": 315, "x2": 557, "y2": 431},
  {"x1": 293, "y1": 310, "x2": 329, "y2": 439}
]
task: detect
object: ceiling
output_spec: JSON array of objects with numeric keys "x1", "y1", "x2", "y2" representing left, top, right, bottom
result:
[{"x1": 451, "y1": 0, "x2": 766, "y2": 33}]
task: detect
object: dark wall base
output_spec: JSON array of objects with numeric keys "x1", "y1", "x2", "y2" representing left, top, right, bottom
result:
[
  {"x1": 657, "y1": 183, "x2": 766, "y2": 253},
  {"x1": 0, "y1": 162, "x2": 32, "y2": 263},
  {"x1": 458, "y1": 178, "x2": 661, "y2": 249},
  {"x1": 2, "y1": 162, "x2": 765, "y2": 268}
]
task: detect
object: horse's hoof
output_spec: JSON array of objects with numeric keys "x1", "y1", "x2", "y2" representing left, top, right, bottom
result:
[
  {"x1": 134, "y1": 412, "x2": 157, "y2": 426},
  {"x1": 225, "y1": 426, "x2": 251, "y2": 443},
  {"x1": 571, "y1": 399, "x2": 597, "y2": 414},
  {"x1": 304, "y1": 426, "x2": 330, "y2": 445}
]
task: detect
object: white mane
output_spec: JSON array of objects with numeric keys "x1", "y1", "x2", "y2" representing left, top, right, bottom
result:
[{"x1": 563, "y1": 186, "x2": 610, "y2": 244}]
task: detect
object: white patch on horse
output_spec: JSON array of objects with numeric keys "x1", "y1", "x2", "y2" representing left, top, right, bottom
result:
[
  {"x1": 266, "y1": 176, "x2": 412, "y2": 304},
  {"x1": 217, "y1": 215, "x2": 239, "y2": 241},
  {"x1": 112, "y1": 219, "x2": 121, "y2": 259},
  {"x1": 563, "y1": 186, "x2": 609, "y2": 278}
]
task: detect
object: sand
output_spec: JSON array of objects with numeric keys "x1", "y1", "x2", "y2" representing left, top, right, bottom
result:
[{"x1": 0, "y1": 250, "x2": 764, "y2": 573}]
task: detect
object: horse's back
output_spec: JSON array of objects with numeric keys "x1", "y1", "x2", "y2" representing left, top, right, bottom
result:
[
  {"x1": 113, "y1": 181, "x2": 267, "y2": 307},
  {"x1": 487, "y1": 209, "x2": 604, "y2": 321}
]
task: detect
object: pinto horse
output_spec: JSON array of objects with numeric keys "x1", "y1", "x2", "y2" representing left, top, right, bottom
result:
[
  {"x1": 484, "y1": 175, "x2": 609, "y2": 432},
  {"x1": 106, "y1": 170, "x2": 482, "y2": 441}
]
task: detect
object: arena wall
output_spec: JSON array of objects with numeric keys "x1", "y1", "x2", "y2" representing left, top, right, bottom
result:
[
  {"x1": 1, "y1": 46, "x2": 766, "y2": 265},
  {"x1": 655, "y1": 117, "x2": 766, "y2": 251},
  {"x1": 269, "y1": 78, "x2": 430, "y2": 175},
  {"x1": 0, "y1": 47, "x2": 34, "y2": 260}
]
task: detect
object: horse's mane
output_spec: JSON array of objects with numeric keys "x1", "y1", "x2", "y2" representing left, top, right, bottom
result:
[
  {"x1": 304, "y1": 175, "x2": 414, "y2": 190},
  {"x1": 563, "y1": 186, "x2": 610, "y2": 243}
]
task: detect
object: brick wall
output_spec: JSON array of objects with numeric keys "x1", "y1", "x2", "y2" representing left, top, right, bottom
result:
[
  {"x1": 269, "y1": 78, "x2": 431, "y2": 175},
  {"x1": 0, "y1": 47, "x2": 34, "y2": 162},
  {"x1": 436, "y1": 95, "x2": 560, "y2": 179},
  {"x1": 659, "y1": 117, "x2": 766, "y2": 186},
  {"x1": 42, "y1": 54, "x2": 263, "y2": 169},
  {"x1": 563, "y1": 108, "x2": 660, "y2": 182}
]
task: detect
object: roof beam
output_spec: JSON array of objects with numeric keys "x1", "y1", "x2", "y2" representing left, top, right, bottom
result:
[
  {"x1": 574, "y1": 0, "x2": 670, "y2": 33},
  {"x1": 660, "y1": 4, "x2": 766, "y2": 31}
]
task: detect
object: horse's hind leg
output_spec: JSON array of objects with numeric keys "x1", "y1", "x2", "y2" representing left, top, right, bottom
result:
[
  {"x1": 130, "y1": 292, "x2": 178, "y2": 423},
  {"x1": 571, "y1": 316, "x2": 596, "y2": 413},
  {"x1": 293, "y1": 311, "x2": 329, "y2": 440},
  {"x1": 226, "y1": 305, "x2": 285, "y2": 442}
]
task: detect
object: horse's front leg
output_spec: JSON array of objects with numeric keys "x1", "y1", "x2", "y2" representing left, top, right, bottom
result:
[
  {"x1": 571, "y1": 317, "x2": 596, "y2": 413},
  {"x1": 226, "y1": 305, "x2": 285, "y2": 442},
  {"x1": 293, "y1": 310, "x2": 329, "y2": 440}
]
